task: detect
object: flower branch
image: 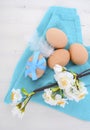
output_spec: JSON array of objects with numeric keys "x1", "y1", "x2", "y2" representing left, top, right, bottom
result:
[{"x1": 11, "y1": 65, "x2": 90, "y2": 118}]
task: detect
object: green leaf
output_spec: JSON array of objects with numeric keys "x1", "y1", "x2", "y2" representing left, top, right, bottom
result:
[
  {"x1": 21, "y1": 106, "x2": 25, "y2": 113},
  {"x1": 51, "y1": 93, "x2": 56, "y2": 99},
  {"x1": 75, "y1": 80, "x2": 80, "y2": 90},
  {"x1": 21, "y1": 88, "x2": 28, "y2": 96},
  {"x1": 51, "y1": 86, "x2": 60, "y2": 92},
  {"x1": 60, "y1": 89, "x2": 64, "y2": 98},
  {"x1": 28, "y1": 91, "x2": 35, "y2": 97},
  {"x1": 23, "y1": 97, "x2": 30, "y2": 106},
  {"x1": 70, "y1": 71, "x2": 77, "y2": 79},
  {"x1": 16, "y1": 102, "x2": 22, "y2": 109}
]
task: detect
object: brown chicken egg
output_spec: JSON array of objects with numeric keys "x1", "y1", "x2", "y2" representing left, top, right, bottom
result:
[
  {"x1": 25, "y1": 53, "x2": 46, "y2": 80},
  {"x1": 69, "y1": 43, "x2": 88, "y2": 65},
  {"x1": 46, "y1": 28, "x2": 68, "y2": 48},
  {"x1": 48, "y1": 49, "x2": 70, "y2": 69}
]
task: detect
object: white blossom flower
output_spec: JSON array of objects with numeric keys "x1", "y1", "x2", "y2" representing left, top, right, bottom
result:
[
  {"x1": 64, "y1": 82, "x2": 88, "y2": 102},
  {"x1": 11, "y1": 89, "x2": 22, "y2": 104},
  {"x1": 44, "y1": 88, "x2": 52, "y2": 96},
  {"x1": 53, "y1": 64, "x2": 64, "y2": 74},
  {"x1": 54, "y1": 71, "x2": 74, "y2": 90},
  {"x1": 55, "y1": 94, "x2": 68, "y2": 107},
  {"x1": 12, "y1": 106, "x2": 24, "y2": 119},
  {"x1": 76, "y1": 83, "x2": 88, "y2": 101},
  {"x1": 42, "y1": 89, "x2": 68, "y2": 107},
  {"x1": 42, "y1": 89, "x2": 57, "y2": 106},
  {"x1": 64, "y1": 86, "x2": 79, "y2": 101}
]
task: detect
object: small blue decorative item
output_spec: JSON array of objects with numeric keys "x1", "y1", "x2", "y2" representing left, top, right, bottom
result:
[{"x1": 25, "y1": 51, "x2": 46, "y2": 80}]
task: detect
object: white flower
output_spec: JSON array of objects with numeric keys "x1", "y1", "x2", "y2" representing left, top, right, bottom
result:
[
  {"x1": 53, "y1": 64, "x2": 64, "y2": 74},
  {"x1": 54, "y1": 71, "x2": 74, "y2": 90},
  {"x1": 11, "y1": 89, "x2": 22, "y2": 104},
  {"x1": 42, "y1": 89, "x2": 57, "y2": 106},
  {"x1": 64, "y1": 82, "x2": 88, "y2": 102},
  {"x1": 42, "y1": 89, "x2": 68, "y2": 107},
  {"x1": 76, "y1": 83, "x2": 88, "y2": 101},
  {"x1": 55, "y1": 94, "x2": 68, "y2": 107},
  {"x1": 12, "y1": 107, "x2": 24, "y2": 119},
  {"x1": 64, "y1": 86, "x2": 79, "y2": 101},
  {"x1": 44, "y1": 88, "x2": 52, "y2": 96}
]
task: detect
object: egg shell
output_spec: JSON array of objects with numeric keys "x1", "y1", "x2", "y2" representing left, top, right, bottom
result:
[
  {"x1": 69, "y1": 43, "x2": 88, "y2": 65},
  {"x1": 26, "y1": 54, "x2": 46, "y2": 80},
  {"x1": 48, "y1": 49, "x2": 70, "y2": 68},
  {"x1": 46, "y1": 28, "x2": 68, "y2": 49}
]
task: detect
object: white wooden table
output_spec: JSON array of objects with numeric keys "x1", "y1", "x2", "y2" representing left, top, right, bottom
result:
[{"x1": 0, "y1": 0, "x2": 90, "y2": 130}]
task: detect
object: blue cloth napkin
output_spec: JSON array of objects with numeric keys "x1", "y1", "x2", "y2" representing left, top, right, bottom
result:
[{"x1": 4, "y1": 6, "x2": 90, "y2": 121}]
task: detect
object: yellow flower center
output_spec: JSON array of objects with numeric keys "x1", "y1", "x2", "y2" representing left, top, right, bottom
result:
[
  {"x1": 46, "y1": 96, "x2": 50, "y2": 101},
  {"x1": 79, "y1": 94, "x2": 85, "y2": 99},
  {"x1": 11, "y1": 92, "x2": 15, "y2": 100},
  {"x1": 44, "y1": 94, "x2": 50, "y2": 101},
  {"x1": 57, "y1": 101, "x2": 65, "y2": 105},
  {"x1": 60, "y1": 77, "x2": 68, "y2": 87}
]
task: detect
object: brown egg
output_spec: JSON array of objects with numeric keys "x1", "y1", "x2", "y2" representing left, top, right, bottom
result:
[
  {"x1": 26, "y1": 53, "x2": 46, "y2": 80},
  {"x1": 46, "y1": 28, "x2": 68, "y2": 48},
  {"x1": 48, "y1": 49, "x2": 70, "y2": 68},
  {"x1": 69, "y1": 43, "x2": 88, "y2": 65}
]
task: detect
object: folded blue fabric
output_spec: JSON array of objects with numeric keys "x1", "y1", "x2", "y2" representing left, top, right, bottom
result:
[{"x1": 4, "y1": 6, "x2": 90, "y2": 121}]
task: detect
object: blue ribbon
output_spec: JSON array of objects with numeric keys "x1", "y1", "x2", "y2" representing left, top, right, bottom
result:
[{"x1": 25, "y1": 51, "x2": 46, "y2": 80}]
